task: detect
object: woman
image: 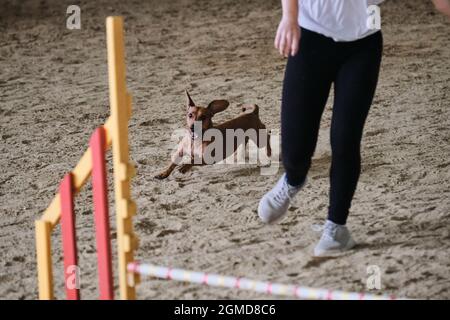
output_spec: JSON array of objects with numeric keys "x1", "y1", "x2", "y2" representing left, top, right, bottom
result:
[{"x1": 258, "y1": 0, "x2": 450, "y2": 257}]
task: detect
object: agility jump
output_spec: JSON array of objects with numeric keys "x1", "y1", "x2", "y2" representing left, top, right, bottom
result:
[
  {"x1": 35, "y1": 16, "x2": 138, "y2": 300},
  {"x1": 35, "y1": 16, "x2": 403, "y2": 301}
]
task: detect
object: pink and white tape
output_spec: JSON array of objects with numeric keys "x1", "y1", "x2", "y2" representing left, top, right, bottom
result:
[{"x1": 128, "y1": 262, "x2": 402, "y2": 300}]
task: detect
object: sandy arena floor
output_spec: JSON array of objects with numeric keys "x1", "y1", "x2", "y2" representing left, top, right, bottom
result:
[{"x1": 0, "y1": 0, "x2": 449, "y2": 299}]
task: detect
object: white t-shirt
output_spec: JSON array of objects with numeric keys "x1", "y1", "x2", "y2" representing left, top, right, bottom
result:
[{"x1": 299, "y1": 0, "x2": 384, "y2": 42}]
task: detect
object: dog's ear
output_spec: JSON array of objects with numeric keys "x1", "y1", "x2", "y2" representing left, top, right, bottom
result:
[
  {"x1": 185, "y1": 90, "x2": 195, "y2": 109},
  {"x1": 207, "y1": 100, "x2": 229, "y2": 115}
]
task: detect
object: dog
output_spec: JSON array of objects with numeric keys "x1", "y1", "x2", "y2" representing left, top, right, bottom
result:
[{"x1": 154, "y1": 90, "x2": 271, "y2": 179}]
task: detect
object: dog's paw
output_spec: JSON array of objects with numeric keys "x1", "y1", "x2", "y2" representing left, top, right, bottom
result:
[{"x1": 154, "y1": 172, "x2": 169, "y2": 180}]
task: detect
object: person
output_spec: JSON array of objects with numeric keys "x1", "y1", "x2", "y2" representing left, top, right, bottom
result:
[
  {"x1": 432, "y1": 0, "x2": 450, "y2": 17},
  {"x1": 258, "y1": 0, "x2": 450, "y2": 257}
]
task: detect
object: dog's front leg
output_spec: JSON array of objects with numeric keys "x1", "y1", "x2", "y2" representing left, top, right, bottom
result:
[
  {"x1": 154, "y1": 146, "x2": 184, "y2": 179},
  {"x1": 154, "y1": 163, "x2": 177, "y2": 179},
  {"x1": 178, "y1": 154, "x2": 207, "y2": 174},
  {"x1": 178, "y1": 163, "x2": 193, "y2": 174},
  {"x1": 178, "y1": 154, "x2": 198, "y2": 174}
]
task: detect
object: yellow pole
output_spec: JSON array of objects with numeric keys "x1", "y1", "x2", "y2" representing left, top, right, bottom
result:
[
  {"x1": 35, "y1": 220, "x2": 54, "y2": 300},
  {"x1": 106, "y1": 16, "x2": 139, "y2": 300}
]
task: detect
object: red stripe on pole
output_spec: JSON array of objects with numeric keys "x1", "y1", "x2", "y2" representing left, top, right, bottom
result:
[
  {"x1": 267, "y1": 283, "x2": 272, "y2": 294},
  {"x1": 60, "y1": 173, "x2": 80, "y2": 300},
  {"x1": 326, "y1": 289, "x2": 333, "y2": 300},
  {"x1": 90, "y1": 127, "x2": 114, "y2": 300},
  {"x1": 294, "y1": 286, "x2": 300, "y2": 298},
  {"x1": 128, "y1": 261, "x2": 138, "y2": 273},
  {"x1": 235, "y1": 277, "x2": 241, "y2": 289}
]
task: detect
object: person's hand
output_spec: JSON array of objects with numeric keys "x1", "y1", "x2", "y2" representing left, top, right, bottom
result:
[
  {"x1": 274, "y1": 17, "x2": 301, "y2": 57},
  {"x1": 432, "y1": 0, "x2": 450, "y2": 18}
]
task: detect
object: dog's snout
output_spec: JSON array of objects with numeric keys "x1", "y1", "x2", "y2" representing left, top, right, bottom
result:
[{"x1": 190, "y1": 124, "x2": 195, "y2": 131}]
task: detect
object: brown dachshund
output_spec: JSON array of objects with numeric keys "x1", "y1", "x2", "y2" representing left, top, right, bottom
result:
[{"x1": 154, "y1": 90, "x2": 271, "y2": 179}]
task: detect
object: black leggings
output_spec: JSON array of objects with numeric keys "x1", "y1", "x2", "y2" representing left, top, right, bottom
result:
[{"x1": 281, "y1": 28, "x2": 383, "y2": 225}]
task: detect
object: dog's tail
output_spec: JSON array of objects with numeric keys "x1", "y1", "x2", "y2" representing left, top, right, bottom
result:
[{"x1": 241, "y1": 104, "x2": 259, "y2": 115}]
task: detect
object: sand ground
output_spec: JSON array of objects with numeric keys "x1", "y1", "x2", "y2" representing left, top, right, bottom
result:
[{"x1": 0, "y1": 0, "x2": 449, "y2": 299}]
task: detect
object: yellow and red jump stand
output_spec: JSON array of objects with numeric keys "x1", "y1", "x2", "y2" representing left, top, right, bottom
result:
[{"x1": 34, "y1": 16, "x2": 138, "y2": 300}]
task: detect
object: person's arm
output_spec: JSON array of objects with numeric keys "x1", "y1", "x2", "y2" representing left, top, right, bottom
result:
[
  {"x1": 432, "y1": 0, "x2": 450, "y2": 18},
  {"x1": 274, "y1": 0, "x2": 301, "y2": 57}
]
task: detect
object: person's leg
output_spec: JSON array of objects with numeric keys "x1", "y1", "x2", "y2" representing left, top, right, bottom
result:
[
  {"x1": 314, "y1": 32, "x2": 383, "y2": 257},
  {"x1": 281, "y1": 29, "x2": 336, "y2": 186},
  {"x1": 328, "y1": 32, "x2": 383, "y2": 225},
  {"x1": 259, "y1": 29, "x2": 338, "y2": 224}
]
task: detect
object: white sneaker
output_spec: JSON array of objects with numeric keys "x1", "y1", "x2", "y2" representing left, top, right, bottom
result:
[
  {"x1": 258, "y1": 173, "x2": 305, "y2": 224},
  {"x1": 313, "y1": 220, "x2": 356, "y2": 257}
]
